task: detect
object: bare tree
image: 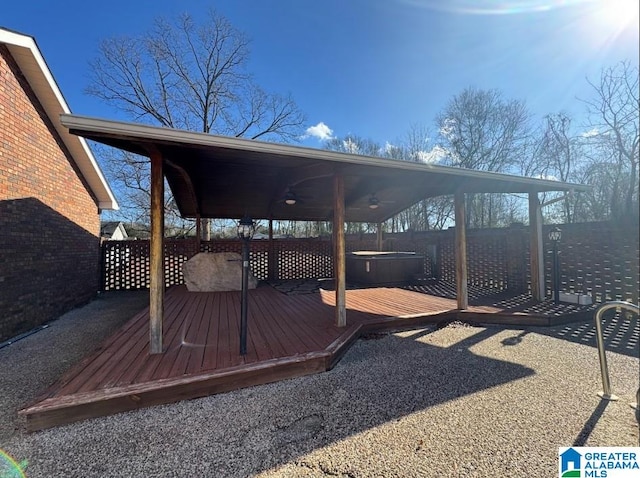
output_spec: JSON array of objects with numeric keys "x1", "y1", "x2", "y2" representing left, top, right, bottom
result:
[
  {"x1": 325, "y1": 134, "x2": 384, "y2": 157},
  {"x1": 534, "y1": 113, "x2": 585, "y2": 222},
  {"x1": 97, "y1": 146, "x2": 196, "y2": 237},
  {"x1": 325, "y1": 129, "x2": 454, "y2": 232},
  {"x1": 580, "y1": 61, "x2": 639, "y2": 220},
  {"x1": 87, "y1": 9, "x2": 306, "y2": 237},
  {"x1": 436, "y1": 88, "x2": 530, "y2": 172},
  {"x1": 394, "y1": 124, "x2": 454, "y2": 230},
  {"x1": 436, "y1": 88, "x2": 532, "y2": 228}
]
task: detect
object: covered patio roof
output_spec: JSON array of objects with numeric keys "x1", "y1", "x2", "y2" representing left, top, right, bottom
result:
[
  {"x1": 60, "y1": 114, "x2": 587, "y2": 223},
  {"x1": 61, "y1": 113, "x2": 591, "y2": 354}
]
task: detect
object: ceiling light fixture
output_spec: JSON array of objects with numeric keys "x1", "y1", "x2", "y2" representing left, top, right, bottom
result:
[
  {"x1": 368, "y1": 194, "x2": 379, "y2": 209},
  {"x1": 284, "y1": 190, "x2": 297, "y2": 205}
]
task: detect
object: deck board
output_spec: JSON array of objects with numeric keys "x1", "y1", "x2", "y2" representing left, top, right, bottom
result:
[
  {"x1": 20, "y1": 283, "x2": 590, "y2": 431},
  {"x1": 128, "y1": 291, "x2": 190, "y2": 384},
  {"x1": 252, "y1": 290, "x2": 307, "y2": 356},
  {"x1": 201, "y1": 292, "x2": 220, "y2": 371},
  {"x1": 218, "y1": 292, "x2": 235, "y2": 369}
]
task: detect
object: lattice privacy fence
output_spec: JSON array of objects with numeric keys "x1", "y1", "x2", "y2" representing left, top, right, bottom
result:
[
  {"x1": 101, "y1": 221, "x2": 638, "y2": 304},
  {"x1": 542, "y1": 222, "x2": 639, "y2": 304},
  {"x1": 102, "y1": 239, "x2": 335, "y2": 290}
]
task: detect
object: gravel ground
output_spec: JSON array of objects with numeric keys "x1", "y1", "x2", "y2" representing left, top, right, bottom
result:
[{"x1": 1, "y1": 293, "x2": 638, "y2": 477}]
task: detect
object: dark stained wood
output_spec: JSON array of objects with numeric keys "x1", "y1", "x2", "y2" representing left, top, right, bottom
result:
[
  {"x1": 333, "y1": 173, "x2": 347, "y2": 327},
  {"x1": 130, "y1": 289, "x2": 194, "y2": 383},
  {"x1": 376, "y1": 223, "x2": 383, "y2": 251},
  {"x1": 168, "y1": 292, "x2": 207, "y2": 377},
  {"x1": 20, "y1": 307, "x2": 150, "y2": 408},
  {"x1": 23, "y1": 352, "x2": 331, "y2": 432},
  {"x1": 20, "y1": 284, "x2": 586, "y2": 431},
  {"x1": 268, "y1": 219, "x2": 276, "y2": 281},
  {"x1": 185, "y1": 293, "x2": 214, "y2": 374},
  {"x1": 454, "y1": 191, "x2": 468, "y2": 310},
  {"x1": 201, "y1": 292, "x2": 222, "y2": 371},
  {"x1": 196, "y1": 214, "x2": 201, "y2": 251},
  {"x1": 326, "y1": 323, "x2": 362, "y2": 369},
  {"x1": 249, "y1": 289, "x2": 302, "y2": 356},
  {"x1": 150, "y1": 150, "x2": 165, "y2": 354},
  {"x1": 56, "y1": 309, "x2": 148, "y2": 395},
  {"x1": 63, "y1": 114, "x2": 584, "y2": 225}
]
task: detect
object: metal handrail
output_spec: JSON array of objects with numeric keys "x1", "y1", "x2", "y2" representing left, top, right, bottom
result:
[{"x1": 593, "y1": 301, "x2": 639, "y2": 409}]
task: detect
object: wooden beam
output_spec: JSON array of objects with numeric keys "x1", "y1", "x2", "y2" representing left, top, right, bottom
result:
[
  {"x1": 333, "y1": 173, "x2": 347, "y2": 327},
  {"x1": 528, "y1": 193, "x2": 544, "y2": 301},
  {"x1": 165, "y1": 158, "x2": 200, "y2": 218},
  {"x1": 150, "y1": 151, "x2": 165, "y2": 354},
  {"x1": 454, "y1": 191, "x2": 468, "y2": 310}
]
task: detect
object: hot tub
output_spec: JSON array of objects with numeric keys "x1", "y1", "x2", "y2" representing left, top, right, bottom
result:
[{"x1": 346, "y1": 251, "x2": 424, "y2": 285}]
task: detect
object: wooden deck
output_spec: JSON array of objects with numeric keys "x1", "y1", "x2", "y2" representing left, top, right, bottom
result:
[{"x1": 20, "y1": 284, "x2": 591, "y2": 431}]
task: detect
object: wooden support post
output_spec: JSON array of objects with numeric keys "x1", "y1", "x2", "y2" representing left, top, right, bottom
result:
[
  {"x1": 149, "y1": 151, "x2": 165, "y2": 354},
  {"x1": 333, "y1": 174, "x2": 347, "y2": 327},
  {"x1": 268, "y1": 218, "x2": 276, "y2": 281},
  {"x1": 195, "y1": 213, "x2": 201, "y2": 254},
  {"x1": 376, "y1": 223, "x2": 383, "y2": 251},
  {"x1": 528, "y1": 193, "x2": 545, "y2": 301},
  {"x1": 454, "y1": 191, "x2": 468, "y2": 310}
]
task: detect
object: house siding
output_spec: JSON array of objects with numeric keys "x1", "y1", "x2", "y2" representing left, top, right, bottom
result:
[{"x1": 0, "y1": 45, "x2": 101, "y2": 341}]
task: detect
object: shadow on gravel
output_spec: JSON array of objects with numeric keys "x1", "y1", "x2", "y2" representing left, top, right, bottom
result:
[
  {"x1": 4, "y1": 323, "x2": 539, "y2": 477},
  {"x1": 573, "y1": 400, "x2": 610, "y2": 446},
  {"x1": 228, "y1": 326, "x2": 538, "y2": 475},
  {"x1": 499, "y1": 311, "x2": 639, "y2": 359}
]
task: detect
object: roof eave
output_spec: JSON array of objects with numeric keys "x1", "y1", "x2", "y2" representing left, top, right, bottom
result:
[{"x1": 59, "y1": 113, "x2": 589, "y2": 196}]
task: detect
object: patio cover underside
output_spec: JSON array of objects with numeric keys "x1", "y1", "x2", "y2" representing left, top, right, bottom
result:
[{"x1": 60, "y1": 115, "x2": 586, "y2": 223}]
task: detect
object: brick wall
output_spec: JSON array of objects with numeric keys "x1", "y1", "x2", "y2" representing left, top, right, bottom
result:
[{"x1": 0, "y1": 45, "x2": 101, "y2": 341}]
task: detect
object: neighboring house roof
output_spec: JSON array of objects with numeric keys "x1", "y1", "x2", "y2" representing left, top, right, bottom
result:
[
  {"x1": 61, "y1": 114, "x2": 589, "y2": 223},
  {"x1": 0, "y1": 27, "x2": 118, "y2": 210},
  {"x1": 123, "y1": 223, "x2": 151, "y2": 240},
  {"x1": 100, "y1": 221, "x2": 128, "y2": 239}
]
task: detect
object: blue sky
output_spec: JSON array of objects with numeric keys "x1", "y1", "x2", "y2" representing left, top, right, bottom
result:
[{"x1": 3, "y1": 0, "x2": 639, "y2": 147}]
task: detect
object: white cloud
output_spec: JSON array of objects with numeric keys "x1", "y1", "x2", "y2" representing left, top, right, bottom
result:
[
  {"x1": 415, "y1": 145, "x2": 447, "y2": 164},
  {"x1": 304, "y1": 122, "x2": 334, "y2": 141},
  {"x1": 581, "y1": 128, "x2": 600, "y2": 138}
]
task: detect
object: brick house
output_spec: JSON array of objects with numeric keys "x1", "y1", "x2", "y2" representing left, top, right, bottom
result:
[{"x1": 0, "y1": 28, "x2": 118, "y2": 342}]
